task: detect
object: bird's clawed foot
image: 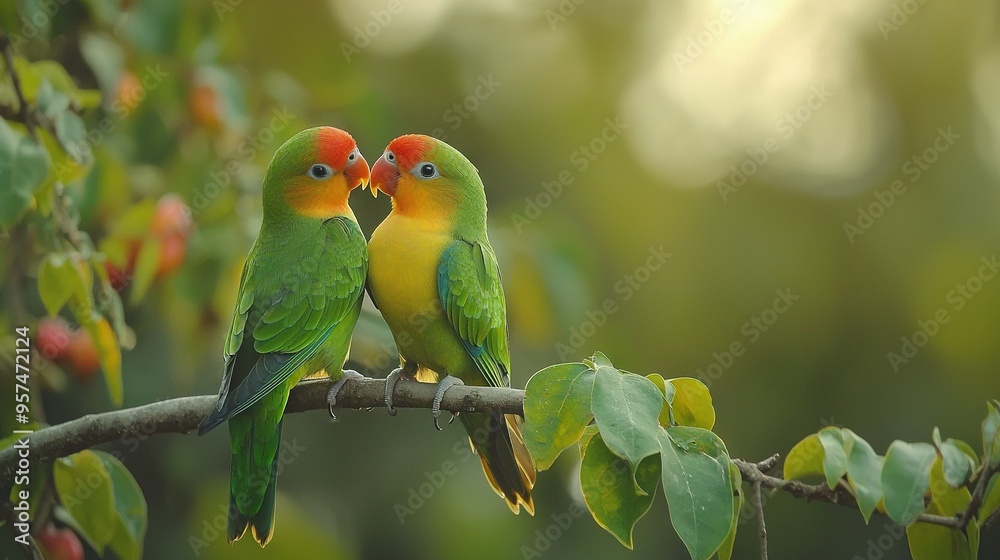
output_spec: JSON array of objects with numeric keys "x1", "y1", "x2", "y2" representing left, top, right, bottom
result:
[
  {"x1": 327, "y1": 369, "x2": 366, "y2": 420},
  {"x1": 384, "y1": 367, "x2": 409, "y2": 416},
  {"x1": 432, "y1": 376, "x2": 464, "y2": 431}
]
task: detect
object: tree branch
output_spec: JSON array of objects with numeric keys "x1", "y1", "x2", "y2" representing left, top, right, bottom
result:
[
  {"x1": 0, "y1": 377, "x2": 993, "y2": 538},
  {"x1": 0, "y1": 377, "x2": 523, "y2": 483},
  {"x1": 732, "y1": 456, "x2": 985, "y2": 531}
]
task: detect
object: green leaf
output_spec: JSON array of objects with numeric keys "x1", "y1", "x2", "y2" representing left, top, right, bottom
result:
[
  {"x1": 589, "y1": 351, "x2": 614, "y2": 369},
  {"x1": 668, "y1": 377, "x2": 715, "y2": 430},
  {"x1": 0, "y1": 118, "x2": 51, "y2": 226},
  {"x1": 108, "y1": 198, "x2": 156, "y2": 238},
  {"x1": 843, "y1": 429, "x2": 883, "y2": 523},
  {"x1": 38, "y1": 253, "x2": 86, "y2": 316},
  {"x1": 54, "y1": 450, "x2": 117, "y2": 552},
  {"x1": 53, "y1": 111, "x2": 91, "y2": 164},
  {"x1": 938, "y1": 439, "x2": 973, "y2": 488},
  {"x1": 929, "y1": 457, "x2": 971, "y2": 516},
  {"x1": 906, "y1": 495, "x2": 973, "y2": 560},
  {"x1": 716, "y1": 461, "x2": 744, "y2": 560},
  {"x1": 23, "y1": 61, "x2": 85, "y2": 105},
  {"x1": 129, "y1": 238, "x2": 161, "y2": 304},
  {"x1": 818, "y1": 427, "x2": 847, "y2": 489},
  {"x1": 579, "y1": 424, "x2": 599, "y2": 459},
  {"x1": 83, "y1": 316, "x2": 122, "y2": 406},
  {"x1": 948, "y1": 439, "x2": 981, "y2": 471},
  {"x1": 882, "y1": 441, "x2": 936, "y2": 525},
  {"x1": 95, "y1": 451, "x2": 147, "y2": 560},
  {"x1": 659, "y1": 426, "x2": 734, "y2": 560},
  {"x1": 979, "y1": 473, "x2": 1000, "y2": 525},
  {"x1": 80, "y1": 32, "x2": 125, "y2": 93},
  {"x1": 783, "y1": 433, "x2": 825, "y2": 480},
  {"x1": 645, "y1": 373, "x2": 674, "y2": 427},
  {"x1": 592, "y1": 367, "x2": 664, "y2": 485},
  {"x1": 906, "y1": 521, "x2": 968, "y2": 560},
  {"x1": 523, "y1": 362, "x2": 596, "y2": 470},
  {"x1": 968, "y1": 518, "x2": 980, "y2": 560},
  {"x1": 579, "y1": 434, "x2": 659, "y2": 549},
  {"x1": 983, "y1": 401, "x2": 1000, "y2": 468},
  {"x1": 35, "y1": 80, "x2": 71, "y2": 119}
]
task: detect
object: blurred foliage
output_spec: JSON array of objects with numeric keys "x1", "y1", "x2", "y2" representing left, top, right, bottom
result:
[{"x1": 0, "y1": 0, "x2": 998, "y2": 558}]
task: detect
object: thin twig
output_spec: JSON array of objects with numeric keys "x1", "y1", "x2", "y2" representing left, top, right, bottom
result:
[
  {"x1": 751, "y1": 481, "x2": 768, "y2": 560},
  {"x1": 0, "y1": 26, "x2": 35, "y2": 136},
  {"x1": 957, "y1": 461, "x2": 997, "y2": 529},
  {"x1": 733, "y1": 456, "x2": 984, "y2": 531}
]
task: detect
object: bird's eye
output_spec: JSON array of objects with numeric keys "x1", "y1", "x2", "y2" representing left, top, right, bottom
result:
[
  {"x1": 307, "y1": 163, "x2": 333, "y2": 180},
  {"x1": 347, "y1": 149, "x2": 358, "y2": 163},
  {"x1": 385, "y1": 151, "x2": 396, "y2": 162},
  {"x1": 416, "y1": 162, "x2": 438, "y2": 179}
]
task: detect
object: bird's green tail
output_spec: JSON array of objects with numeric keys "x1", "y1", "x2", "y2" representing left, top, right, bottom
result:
[
  {"x1": 461, "y1": 412, "x2": 536, "y2": 515},
  {"x1": 228, "y1": 420, "x2": 283, "y2": 546}
]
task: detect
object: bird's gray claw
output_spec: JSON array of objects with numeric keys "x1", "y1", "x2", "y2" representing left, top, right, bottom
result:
[
  {"x1": 431, "y1": 376, "x2": 465, "y2": 430},
  {"x1": 384, "y1": 367, "x2": 407, "y2": 416},
  {"x1": 327, "y1": 369, "x2": 365, "y2": 420}
]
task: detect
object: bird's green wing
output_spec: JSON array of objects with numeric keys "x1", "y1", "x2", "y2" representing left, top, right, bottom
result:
[
  {"x1": 437, "y1": 239, "x2": 510, "y2": 388},
  {"x1": 199, "y1": 218, "x2": 367, "y2": 433}
]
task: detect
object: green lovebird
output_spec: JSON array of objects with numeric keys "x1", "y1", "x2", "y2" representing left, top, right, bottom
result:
[
  {"x1": 366, "y1": 134, "x2": 536, "y2": 514},
  {"x1": 198, "y1": 126, "x2": 371, "y2": 546}
]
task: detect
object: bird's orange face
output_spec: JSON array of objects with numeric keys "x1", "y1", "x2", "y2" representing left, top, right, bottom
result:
[
  {"x1": 369, "y1": 134, "x2": 438, "y2": 198},
  {"x1": 284, "y1": 127, "x2": 370, "y2": 218}
]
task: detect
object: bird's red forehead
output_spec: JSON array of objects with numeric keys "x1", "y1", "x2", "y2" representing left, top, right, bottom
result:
[
  {"x1": 387, "y1": 134, "x2": 434, "y2": 170},
  {"x1": 316, "y1": 127, "x2": 356, "y2": 169}
]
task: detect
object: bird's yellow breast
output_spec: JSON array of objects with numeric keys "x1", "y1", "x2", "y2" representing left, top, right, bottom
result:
[{"x1": 368, "y1": 212, "x2": 467, "y2": 374}]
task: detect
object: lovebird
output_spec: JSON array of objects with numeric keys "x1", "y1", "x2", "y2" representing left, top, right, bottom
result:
[
  {"x1": 367, "y1": 134, "x2": 535, "y2": 514},
  {"x1": 198, "y1": 126, "x2": 370, "y2": 546}
]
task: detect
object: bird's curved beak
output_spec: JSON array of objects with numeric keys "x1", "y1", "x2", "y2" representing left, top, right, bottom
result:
[
  {"x1": 370, "y1": 155, "x2": 399, "y2": 198},
  {"x1": 344, "y1": 153, "x2": 371, "y2": 191}
]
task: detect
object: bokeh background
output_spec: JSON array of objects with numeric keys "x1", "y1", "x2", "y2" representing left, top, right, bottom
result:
[{"x1": 2, "y1": 0, "x2": 1000, "y2": 558}]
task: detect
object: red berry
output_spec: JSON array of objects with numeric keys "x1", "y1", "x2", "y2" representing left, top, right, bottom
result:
[
  {"x1": 67, "y1": 331, "x2": 101, "y2": 382},
  {"x1": 38, "y1": 526, "x2": 84, "y2": 560},
  {"x1": 190, "y1": 84, "x2": 222, "y2": 132},
  {"x1": 114, "y1": 71, "x2": 142, "y2": 113},
  {"x1": 36, "y1": 317, "x2": 72, "y2": 362},
  {"x1": 156, "y1": 233, "x2": 187, "y2": 277},
  {"x1": 104, "y1": 261, "x2": 131, "y2": 291},
  {"x1": 151, "y1": 194, "x2": 193, "y2": 240}
]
